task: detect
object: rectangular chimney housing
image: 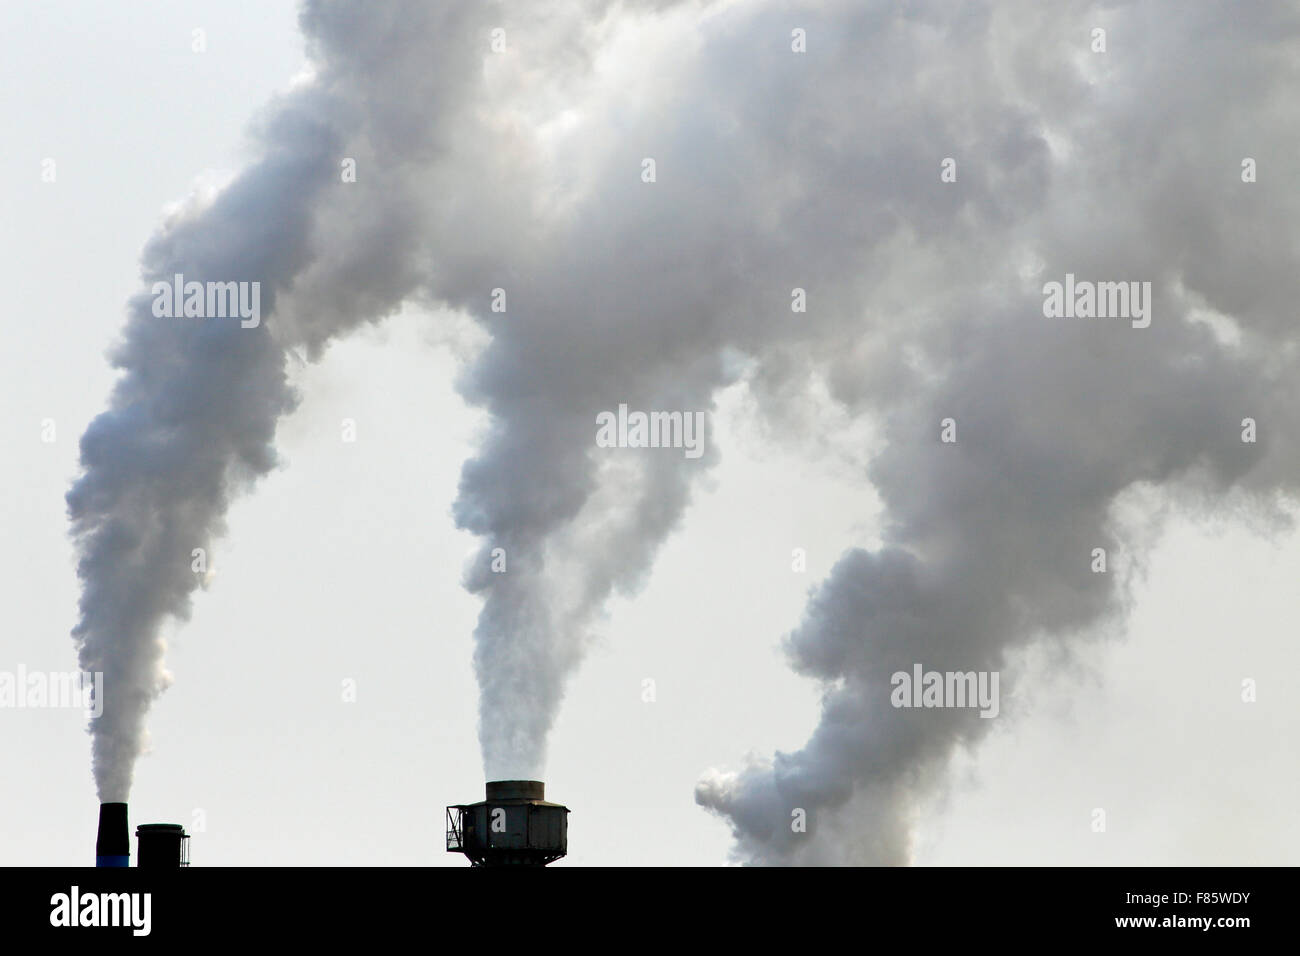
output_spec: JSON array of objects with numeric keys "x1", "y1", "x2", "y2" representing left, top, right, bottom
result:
[{"x1": 446, "y1": 780, "x2": 569, "y2": 866}]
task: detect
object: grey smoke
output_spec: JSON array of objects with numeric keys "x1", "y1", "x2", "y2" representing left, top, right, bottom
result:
[
  {"x1": 67, "y1": 2, "x2": 499, "y2": 801},
  {"x1": 695, "y1": 0, "x2": 1300, "y2": 863},
  {"x1": 66, "y1": 0, "x2": 1300, "y2": 869}
]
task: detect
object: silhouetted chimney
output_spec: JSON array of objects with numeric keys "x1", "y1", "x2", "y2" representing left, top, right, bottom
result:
[
  {"x1": 95, "y1": 802, "x2": 130, "y2": 867},
  {"x1": 136, "y1": 823, "x2": 190, "y2": 868},
  {"x1": 446, "y1": 780, "x2": 569, "y2": 866}
]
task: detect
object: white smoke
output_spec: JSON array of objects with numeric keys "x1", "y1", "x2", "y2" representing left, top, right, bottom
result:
[
  {"x1": 68, "y1": 0, "x2": 1300, "y2": 868},
  {"x1": 693, "y1": 0, "x2": 1300, "y2": 862},
  {"x1": 67, "y1": 1, "x2": 502, "y2": 800}
]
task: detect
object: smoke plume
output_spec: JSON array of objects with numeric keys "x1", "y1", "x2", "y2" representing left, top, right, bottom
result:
[
  {"x1": 693, "y1": 0, "x2": 1300, "y2": 862},
  {"x1": 67, "y1": 2, "x2": 500, "y2": 800},
  {"x1": 68, "y1": 0, "x2": 1300, "y2": 873}
]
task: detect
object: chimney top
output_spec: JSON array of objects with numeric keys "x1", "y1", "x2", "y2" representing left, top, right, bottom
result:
[
  {"x1": 95, "y1": 802, "x2": 130, "y2": 867},
  {"x1": 486, "y1": 780, "x2": 545, "y2": 802}
]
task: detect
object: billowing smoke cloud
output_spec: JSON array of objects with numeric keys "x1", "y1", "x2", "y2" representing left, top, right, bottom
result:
[
  {"x1": 68, "y1": 0, "x2": 1300, "y2": 863},
  {"x1": 67, "y1": 0, "x2": 749, "y2": 794},
  {"x1": 67, "y1": 1, "x2": 501, "y2": 801},
  {"x1": 695, "y1": 0, "x2": 1300, "y2": 862}
]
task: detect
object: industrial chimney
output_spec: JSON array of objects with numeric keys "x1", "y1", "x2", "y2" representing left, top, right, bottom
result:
[
  {"x1": 136, "y1": 824, "x2": 190, "y2": 868},
  {"x1": 446, "y1": 780, "x2": 569, "y2": 866},
  {"x1": 94, "y1": 802, "x2": 130, "y2": 868}
]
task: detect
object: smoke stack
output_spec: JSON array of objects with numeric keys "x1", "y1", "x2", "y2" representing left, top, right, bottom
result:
[
  {"x1": 446, "y1": 780, "x2": 569, "y2": 866},
  {"x1": 136, "y1": 824, "x2": 190, "y2": 868},
  {"x1": 95, "y1": 802, "x2": 129, "y2": 867},
  {"x1": 486, "y1": 780, "x2": 545, "y2": 802}
]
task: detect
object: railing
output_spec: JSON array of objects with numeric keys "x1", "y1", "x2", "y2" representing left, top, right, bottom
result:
[{"x1": 445, "y1": 807, "x2": 464, "y2": 851}]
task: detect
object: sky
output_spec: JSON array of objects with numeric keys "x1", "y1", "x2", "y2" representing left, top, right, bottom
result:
[{"x1": 1, "y1": 0, "x2": 1297, "y2": 866}]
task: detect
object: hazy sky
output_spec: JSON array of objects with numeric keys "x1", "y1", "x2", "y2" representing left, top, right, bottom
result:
[{"x1": 2, "y1": 0, "x2": 1297, "y2": 866}]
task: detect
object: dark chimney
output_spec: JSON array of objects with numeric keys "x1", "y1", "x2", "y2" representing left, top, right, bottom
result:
[
  {"x1": 136, "y1": 824, "x2": 190, "y2": 868},
  {"x1": 95, "y1": 802, "x2": 130, "y2": 867},
  {"x1": 446, "y1": 780, "x2": 569, "y2": 866},
  {"x1": 486, "y1": 780, "x2": 546, "y2": 802}
]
